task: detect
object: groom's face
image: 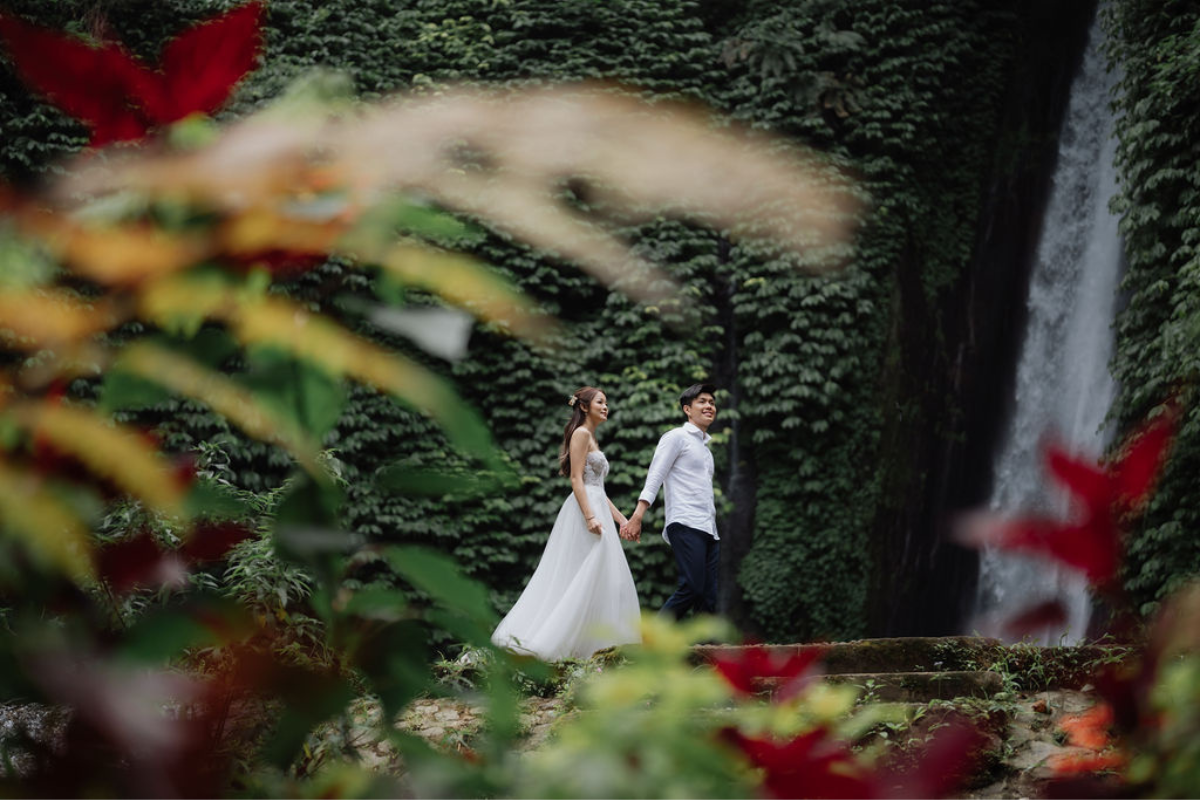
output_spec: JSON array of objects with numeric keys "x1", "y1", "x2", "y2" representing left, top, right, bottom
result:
[{"x1": 683, "y1": 392, "x2": 716, "y2": 431}]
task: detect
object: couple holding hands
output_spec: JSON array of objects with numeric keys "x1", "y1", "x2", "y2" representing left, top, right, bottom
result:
[{"x1": 491, "y1": 383, "x2": 720, "y2": 662}]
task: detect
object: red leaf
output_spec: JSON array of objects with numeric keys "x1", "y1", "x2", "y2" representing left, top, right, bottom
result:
[
  {"x1": 1045, "y1": 445, "x2": 1111, "y2": 516},
  {"x1": 710, "y1": 644, "x2": 826, "y2": 700},
  {"x1": 0, "y1": 3, "x2": 264, "y2": 143},
  {"x1": 1002, "y1": 600, "x2": 1069, "y2": 639},
  {"x1": 1043, "y1": 519, "x2": 1121, "y2": 587},
  {"x1": 959, "y1": 511, "x2": 1122, "y2": 589},
  {"x1": 1111, "y1": 409, "x2": 1176, "y2": 509},
  {"x1": 723, "y1": 727, "x2": 879, "y2": 800},
  {"x1": 0, "y1": 14, "x2": 151, "y2": 145},
  {"x1": 152, "y1": 1, "x2": 265, "y2": 122}
]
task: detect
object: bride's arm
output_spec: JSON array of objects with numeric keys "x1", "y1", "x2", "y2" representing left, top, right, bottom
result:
[
  {"x1": 569, "y1": 429, "x2": 603, "y2": 536},
  {"x1": 607, "y1": 496, "x2": 627, "y2": 527}
]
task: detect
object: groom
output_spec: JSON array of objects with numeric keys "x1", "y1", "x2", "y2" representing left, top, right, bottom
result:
[{"x1": 622, "y1": 383, "x2": 719, "y2": 618}]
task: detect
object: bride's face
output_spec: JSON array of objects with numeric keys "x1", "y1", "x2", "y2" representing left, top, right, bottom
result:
[{"x1": 587, "y1": 392, "x2": 609, "y2": 426}]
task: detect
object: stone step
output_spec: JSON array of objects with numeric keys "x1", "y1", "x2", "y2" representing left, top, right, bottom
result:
[
  {"x1": 693, "y1": 636, "x2": 1003, "y2": 675},
  {"x1": 692, "y1": 636, "x2": 1131, "y2": 693},
  {"x1": 733, "y1": 669, "x2": 1004, "y2": 703},
  {"x1": 817, "y1": 670, "x2": 1005, "y2": 703}
]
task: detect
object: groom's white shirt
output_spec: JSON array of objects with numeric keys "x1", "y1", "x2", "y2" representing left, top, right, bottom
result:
[{"x1": 637, "y1": 421, "x2": 718, "y2": 543}]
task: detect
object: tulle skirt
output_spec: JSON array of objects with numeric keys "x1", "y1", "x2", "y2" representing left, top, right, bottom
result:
[{"x1": 491, "y1": 485, "x2": 641, "y2": 661}]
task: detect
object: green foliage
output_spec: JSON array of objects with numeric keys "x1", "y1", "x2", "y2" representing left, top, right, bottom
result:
[
  {"x1": 1104, "y1": 1, "x2": 1200, "y2": 613},
  {"x1": 715, "y1": 0, "x2": 1019, "y2": 639},
  {"x1": 0, "y1": 0, "x2": 1024, "y2": 642}
]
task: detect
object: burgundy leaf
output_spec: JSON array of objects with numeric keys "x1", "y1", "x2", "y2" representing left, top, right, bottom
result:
[
  {"x1": 0, "y1": 14, "x2": 151, "y2": 145},
  {"x1": 181, "y1": 520, "x2": 254, "y2": 563},
  {"x1": 172, "y1": 452, "x2": 198, "y2": 493},
  {"x1": 98, "y1": 532, "x2": 185, "y2": 594},
  {"x1": 226, "y1": 248, "x2": 327, "y2": 277},
  {"x1": 882, "y1": 718, "x2": 990, "y2": 799},
  {"x1": 153, "y1": 1, "x2": 265, "y2": 122},
  {"x1": 1091, "y1": 662, "x2": 1146, "y2": 735}
]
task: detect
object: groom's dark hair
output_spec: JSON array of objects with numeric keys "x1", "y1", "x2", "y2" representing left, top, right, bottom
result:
[{"x1": 679, "y1": 383, "x2": 717, "y2": 411}]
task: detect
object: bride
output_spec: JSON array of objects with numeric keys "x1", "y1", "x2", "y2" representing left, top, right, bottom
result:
[{"x1": 491, "y1": 386, "x2": 642, "y2": 661}]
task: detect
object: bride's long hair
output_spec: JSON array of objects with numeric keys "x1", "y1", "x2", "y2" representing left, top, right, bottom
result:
[{"x1": 559, "y1": 386, "x2": 601, "y2": 477}]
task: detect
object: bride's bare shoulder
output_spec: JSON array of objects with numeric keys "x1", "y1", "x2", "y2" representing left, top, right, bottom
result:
[{"x1": 570, "y1": 427, "x2": 596, "y2": 449}]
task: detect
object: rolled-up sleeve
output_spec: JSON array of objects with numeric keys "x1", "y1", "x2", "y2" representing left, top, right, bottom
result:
[{"x1": 638, "y1": 430, "x2": 682, "y2": 507}]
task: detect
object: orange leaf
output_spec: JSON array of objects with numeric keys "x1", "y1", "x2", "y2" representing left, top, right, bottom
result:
[
  {"x1": 1047, "y1": 750, "x2": 1125, "y2": 775},
  {"x1": 13, "y1": 206, "x2": 210, "y2": 285},
  {"x1": 0, "y1": 290, "x2": 120, "y2": 345},
  {"x1": 219, "y1": 207, "x2": 344, "y2": 256},
  {"x1": 1059, "y1": 703, "x2": 1114, "y2": 750}
]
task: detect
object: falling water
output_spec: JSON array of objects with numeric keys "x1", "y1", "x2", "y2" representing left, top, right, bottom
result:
[{"x1": 974, "y1": 11, "x2": 1122, "y2": 644}]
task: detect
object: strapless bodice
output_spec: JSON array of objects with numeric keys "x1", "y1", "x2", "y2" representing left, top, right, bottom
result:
[{"x1": 582, "y1": 450, "x2": 609, "y2": 487}]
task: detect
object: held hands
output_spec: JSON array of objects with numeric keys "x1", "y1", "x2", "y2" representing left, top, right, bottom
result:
[{"x1": 620, "y1": 514, "x2": 642, "y2": 543}]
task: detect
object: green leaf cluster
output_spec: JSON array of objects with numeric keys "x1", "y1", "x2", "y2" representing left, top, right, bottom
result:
[{"x1": 1103, "y1": 0, "x2": 1200, "y2": 614}]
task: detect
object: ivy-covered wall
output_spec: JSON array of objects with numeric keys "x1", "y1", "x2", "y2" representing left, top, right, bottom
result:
[
  {"x1": 1104, "y1": 0, "x2": 1200, "y2": 616},
  {"x1": 1, "y1": 0, "x2": 1092, "y2": 641}
]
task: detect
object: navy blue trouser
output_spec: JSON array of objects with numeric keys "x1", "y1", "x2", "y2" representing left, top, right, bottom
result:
[{"x1": 660, "y1": 522, "x2": 720, "y2": 619}]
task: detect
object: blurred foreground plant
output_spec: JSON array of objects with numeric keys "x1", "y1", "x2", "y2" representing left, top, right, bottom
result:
[
  {"x1": 956, "y1": 399, "x2": 1200, "y2": 796},
  {"x1": 348, "y1": 615, "x2": 989, "y2": 799},
  {"x1": 0, "y1": 13, "x2": 862, "y2": 793}
]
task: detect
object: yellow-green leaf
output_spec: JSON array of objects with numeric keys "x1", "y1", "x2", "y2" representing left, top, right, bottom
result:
[
  {"x1": 0, "y1": 456, "x2": 94, "y2": 582},
  {"x1": 116, "y1": 342, "x2": 324, "y2": 478},
  {"x1": 232, "y1": 298, "x2": 498, "y2": 466},
  {"x1": 344, "y1": 239, "x2": 555, "y2": 341},
  {"x1": 12, "y1": 401, "x2": 186, "y2": 518},
  {"x1": 141, "y1": 277, "x2": 500, "y2": 467}
]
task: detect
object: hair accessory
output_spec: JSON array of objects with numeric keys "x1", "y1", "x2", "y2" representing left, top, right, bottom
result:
[{"x1": 568, "y1": 395, "x2": 578, "y2": 407}]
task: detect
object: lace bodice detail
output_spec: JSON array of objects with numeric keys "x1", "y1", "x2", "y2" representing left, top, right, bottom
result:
[{"x1": 582, "y1": 450, "x2": 609, "y2": 487}]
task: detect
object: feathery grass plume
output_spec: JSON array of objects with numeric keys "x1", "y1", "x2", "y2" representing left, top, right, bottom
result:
[{"x1": 61, "y1": 84, "x2": 865, "y2": 303}]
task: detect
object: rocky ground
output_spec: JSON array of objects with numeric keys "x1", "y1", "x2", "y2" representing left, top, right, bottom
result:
[{"x1": 320, "y1": 694, "x2": 569, "y2": 773}]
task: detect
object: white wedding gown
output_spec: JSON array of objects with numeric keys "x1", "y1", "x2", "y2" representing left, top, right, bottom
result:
[{"x1": 491, "y1": 450, "x2": 641, "y2": 661}]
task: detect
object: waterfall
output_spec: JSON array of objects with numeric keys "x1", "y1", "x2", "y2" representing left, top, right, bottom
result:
[{"x1": 973, "y1": 10, "x2": 1122, "y2": 644}]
